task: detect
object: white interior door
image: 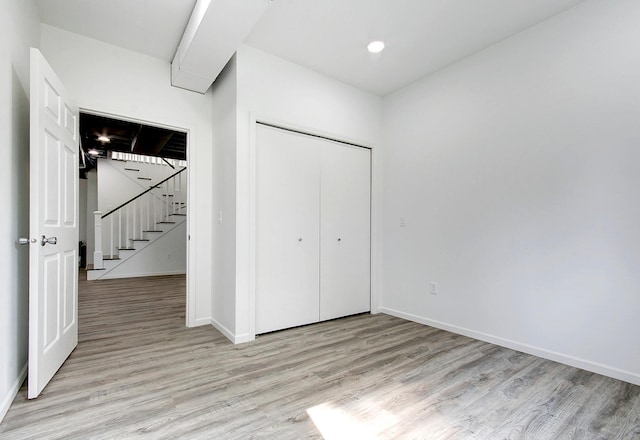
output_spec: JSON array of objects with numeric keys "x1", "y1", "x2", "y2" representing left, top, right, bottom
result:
[
  {"x1": 28, "y1": 48, "x2": 79, "y2": 399},
  {"x1": 320, "y1": 142, "x2": 371, "y2": 321},
  {"x1": 255, "y1": 124, "x2": 320, "y2": 334}
]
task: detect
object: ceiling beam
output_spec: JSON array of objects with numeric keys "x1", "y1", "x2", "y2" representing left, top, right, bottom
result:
[
  {"x1": 171, "y1": 0, "x2": 271, "y2": 94},
  {"x1": 130, "y1": 124, "x2": 143, "y2": 152}
]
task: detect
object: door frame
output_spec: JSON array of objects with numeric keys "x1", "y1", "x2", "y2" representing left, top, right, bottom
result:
[
  {"x1": 79, "y1": 107, "x2": 196, "y2": 326},
  {"x1": 247, "y1": 113, "x2": 382, "y2": 339}
]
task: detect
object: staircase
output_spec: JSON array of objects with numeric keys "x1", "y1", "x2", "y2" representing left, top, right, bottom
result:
[{"x1": 88, "y1": 166, "x2": 187, "y2": 280}]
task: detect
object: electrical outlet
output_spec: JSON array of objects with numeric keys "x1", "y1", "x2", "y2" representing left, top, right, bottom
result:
[{"x1": 430, "y1": 282, "x2": 438, "y2": 295}]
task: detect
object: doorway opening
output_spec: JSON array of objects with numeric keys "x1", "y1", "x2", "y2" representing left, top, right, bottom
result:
[{"x1": 77, "y1": 111, "x2": 189, "y2": 328}]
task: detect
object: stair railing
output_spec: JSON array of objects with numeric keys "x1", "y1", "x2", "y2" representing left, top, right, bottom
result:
[{"x1": 93, "y1": 167, "x2": 186, "y2": 269}]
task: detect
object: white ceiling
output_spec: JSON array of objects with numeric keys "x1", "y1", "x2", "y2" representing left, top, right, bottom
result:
[
  {"x1": 35, "y1": 0, "x2": 197, "y2": 60},
  {"x1": 35, "y1": 0, "x2": 587, "y2": 96},
  {"x1": 245, "y1": 0, "x2": 588, "y2": 95}
]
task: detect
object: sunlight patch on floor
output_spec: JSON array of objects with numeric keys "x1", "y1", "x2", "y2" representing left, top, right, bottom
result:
[{"x1": 307, "y1": 401, "x2": 399, "y2": 439}]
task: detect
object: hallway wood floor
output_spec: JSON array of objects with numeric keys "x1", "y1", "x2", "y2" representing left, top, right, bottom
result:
[{"x1": 1, "y1": 273, "x2": 639, "y2": 439}]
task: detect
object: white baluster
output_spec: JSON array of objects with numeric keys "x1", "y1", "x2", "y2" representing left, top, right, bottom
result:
[
  {"x1": 125, "y1": 205, "x2": 130, "y2": 247},
  {"x1": 134, "y1": 199, "x2": 138, "y2": 239},
  {"x1": 146, "y1": 192, "x2": 150, "y2": 232},
  {"x1": 182, "y1": 170, "x2": 186, "y2": 212},
  {"x1": 133, "y1": 199, "x2": 137, "y2": 240},
  {"x1": 93, "y1": 211, "x2": 104, "y2": 269},
  {"x1": 118, "y1": 210, "x2": 122, "y2": 250},
  {"x1": 157, "y1": 185, "x2": 161, "y2": 224},
  {"x1": 164, "y1": 181, "x2": 169, "y2": 220},
  {"x1": 152, "y1": 188, "x2": 156, "y2": 229},
  {"x1": 109, "y1": 215, "x2": 113, "y2": 259},
  {"x1": 139, "y1": 198, "x2": 144, "y2": 238},
  {"x1": 172, "y1": 176, "x2": 176, "y2": 215}
]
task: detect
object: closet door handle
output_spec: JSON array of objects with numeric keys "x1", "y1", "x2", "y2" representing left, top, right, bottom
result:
[
  {"x1": 298, "y1": 237, "x2": 303, "y2": 242},
  {"x1": 337, "y1": 238, "x2": 342, "y2": 242}
]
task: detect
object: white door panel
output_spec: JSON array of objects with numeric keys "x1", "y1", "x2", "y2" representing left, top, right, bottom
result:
[
  {"x1": 255, "y1": 125, "x2": 320, "y2": 334},
  {"x1": 29, "y1": 48, "x2": 79, "y2": 399},
  {"x1": 320, "y1": 143, "x2": 371, "y2": 321},
  {"x1": 255, "y1": 123, "x2": 371, "y2": 333}
]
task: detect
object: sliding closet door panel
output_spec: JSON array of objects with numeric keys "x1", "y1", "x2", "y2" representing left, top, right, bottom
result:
[
  {"x1": 320, "y1": 142, "x2": 371, "y2": 321},
  {"x1": 256, "y1": 125, "x2": 321, "y2": 334}
]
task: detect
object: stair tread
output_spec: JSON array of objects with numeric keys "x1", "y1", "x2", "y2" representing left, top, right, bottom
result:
[
  {"x1": 124, "y1": 168, "x2": 139, "y2": 172},
  {"x1": 131, "y1": 239, "x2": 150, "y2": 241},
  {"x1": 117, "y1": 247, "x2": 136, "y2": 251},
  {"x1": 169, "y1": 214, "x2": 187, "y2": 216},
  {"x1": 143, "y1": 230, "x2": 163, "y2": 233},
  {"x1": 87, "y1": 267, "x2": 106, "y2": 271},
  {"x1": 137, "y1": 177, "x2": 152, "y2": 180},
  {"x1": 158, "y1": 221, "x2": 176, "y2": 224},
  {"x1": 103, "y1": 256, "x2": 120, "y2": 261}
]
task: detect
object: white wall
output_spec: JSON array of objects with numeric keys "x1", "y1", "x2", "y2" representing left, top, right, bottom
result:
[
  {"x1": 93, "y1": 158, "x2": 187, "y2": 274},
  {"x1": 96, "y1": 158, "x2": 184, "y2": 214},
  {"x1": 96, "y1": 159, "x2": 139, "y2": 213},
  {"x1": 0, "y1": 0, "x2": 40, "y2": 423},
  {"x1": 230, "y1": 45, "x2": 383, "y2": 341},
  {"x1": 381, "y1": 0, "x2": 640, "y2": 385},
  {"x1": 100, "y1": 221, "x2": 187, "y2": 279},
  {"x1": 210, "y1": 56, "x2": 238, "y2": 340},
  {"x1": 40, "y1": 25, "x2": 213, "y2": 327}
]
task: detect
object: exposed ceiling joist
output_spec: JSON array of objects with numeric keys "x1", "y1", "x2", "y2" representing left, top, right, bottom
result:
[
  {"x1": 80, "y1": 113, "x2": 187, "y2": 162},
  {"x1": 171, "y1": 0, "x2": 271, "y2": 93}
]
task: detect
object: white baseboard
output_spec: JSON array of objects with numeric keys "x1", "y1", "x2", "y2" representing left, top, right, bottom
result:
[
  {"x1": 0, "y1": 363, "x2": 27, "y2": 423},
  {"x1": 233, "y1": 332, "x2": 255, "y2": 344},
  {"x1": 99, "y1": 270, "x2": 186, "y2": 280},
  {"x1": 210, "y1": 318, "x2": 255, "y2": 344},
  {"x1": 188, "y1": 316, "x2": 212, "y2": 328},
  {"x1": 210, "y1": 318, "x2": 236, "y2": 343},
  {"x1": 379, "y1": 307, "x2": 640, "y2": 386}
]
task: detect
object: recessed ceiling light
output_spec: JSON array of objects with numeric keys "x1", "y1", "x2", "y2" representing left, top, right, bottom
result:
[
  {"x1": 367, "y1": 40, "x2": 385, "y2": 54},
  {"x1": 97, "y1": 135, "x2": 110, "y2": 143},
  {"x1": 88, "y1": 149, "x2": 100, "y2": 156}
]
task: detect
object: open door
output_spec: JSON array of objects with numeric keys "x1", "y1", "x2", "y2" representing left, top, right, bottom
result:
[{"x1": 27, "y1": 48, "x2": 79, "y2": 399}]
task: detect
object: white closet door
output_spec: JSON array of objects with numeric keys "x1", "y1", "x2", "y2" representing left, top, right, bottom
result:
[
  {"x1": 256, "y1": 124, "x2": 321, "y2": 334},
  {"x1": 320, "y1": 142, "x2": 371, "y2": 321}
]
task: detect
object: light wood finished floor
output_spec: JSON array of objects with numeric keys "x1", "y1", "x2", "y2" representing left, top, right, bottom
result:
[{"x1": 2, "y1": 273, "x2": 639, "y2": 439}]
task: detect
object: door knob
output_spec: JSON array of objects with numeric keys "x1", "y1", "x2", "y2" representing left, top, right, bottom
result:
[
  {"x1": 41, "y1": 235, "x2": 58, "y2": 246},
  {"x1": 298, "y1": 237, "x2": 303, "y2": 242},
  {"x1": 337, "y1": 238, "x2": 342, "y2": 242}
]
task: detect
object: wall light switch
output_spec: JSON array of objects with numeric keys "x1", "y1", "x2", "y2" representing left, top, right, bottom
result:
[
  {"x1": 218, "y1": 211, "x2": 223, "y2": 224},
  {"x1": 430, "y1": 282, "x2": 438, "y2": 295},
  {"x1": 400, "y1": 217, "x2": 406, "y2": 228}
]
